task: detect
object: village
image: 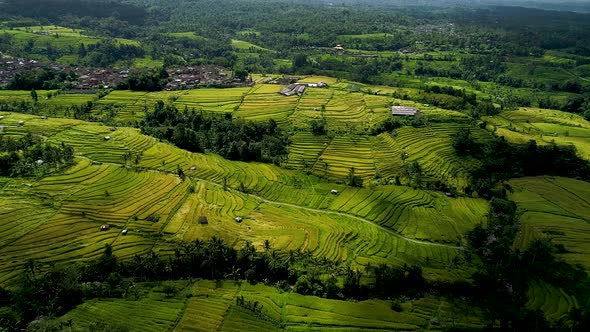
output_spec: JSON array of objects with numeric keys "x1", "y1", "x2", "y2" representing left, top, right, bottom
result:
[{"x1": 0, "y1": 55, "x2": 251, "y2": 91}]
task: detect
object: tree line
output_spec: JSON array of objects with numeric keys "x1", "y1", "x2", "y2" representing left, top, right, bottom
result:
[
  {"x1": 141, "y1": 101, "x2": 289, "y2": 164},
  {"x1": 452, "y1": 128, "x2": 590, "y2": 197}
]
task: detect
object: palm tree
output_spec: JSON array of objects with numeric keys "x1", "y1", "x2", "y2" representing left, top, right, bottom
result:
[{"x1": 263, "y1": 239, "x2": 272, "y2": 252}]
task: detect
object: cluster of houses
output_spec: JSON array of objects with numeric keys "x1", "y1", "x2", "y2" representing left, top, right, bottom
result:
[
  {"x1": 0, "y1": 56, "x2": 251, "y2": 91},
  {"x1": 279, "y1": 81, "x2": 328, "y2": 96},
  {"x1": 73, "y1": 68, "x2": 127, "y2": 89},
  {"x1": 163, "y1": 65, "x2": 251, "y2": 90},
  {"x1": 0, "y1": 56, "x2": 43, "y2": 86}
]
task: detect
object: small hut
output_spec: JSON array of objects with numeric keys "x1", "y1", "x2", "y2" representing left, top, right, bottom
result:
[
  {"x1": 199, "y1": 216, "x2": 209, "y2": 224},
  {"x1": 104, "y1": 136, "x2": 111, "y2": 141},
  {"x1": 189, "y1": 166, "x2": 197, "y2": 171},
  {"x1": 331, "y1": 189, "x2": 338, "y2": 195},
  {"x1": 0, "y1": 116, "x2": 4, "y2": 120},
  {"x1": 40, "y1": 116, "x2": 48, "y2": 120},
  {"x1": 121, "y1": 229, "x2": 128, "y2": 235},
  {"x1": 391, "y1": 106, "x2": 420, "y2": 116},
  {"x1": 100, "y1": 224, "x2": 110, "y2": 231},
  {"x1": 35, "y1": 159, "x2": 44, "y2": 165},
  {"x1": 234, "y1": 217, "x2": 243, "y2": 223},
  {"x1": 18, "y1": 121, "x2": 24, "y2": 126}
]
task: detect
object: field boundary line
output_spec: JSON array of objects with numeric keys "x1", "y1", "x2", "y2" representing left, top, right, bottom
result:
[
  {"x1": 310, "y1": 136, "x2": 334, "y2": 171},
  {"x1": 168, "y1": 280, "x2": 196, "y2": 332}
]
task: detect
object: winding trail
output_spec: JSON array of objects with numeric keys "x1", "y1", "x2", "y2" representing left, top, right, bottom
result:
[{"x1": 76, "y1": 156, "x2": 464, "y2": 250}]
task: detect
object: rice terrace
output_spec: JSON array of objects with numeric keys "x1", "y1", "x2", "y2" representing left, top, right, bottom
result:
[{"x1": 1, "y1": 0, "x2": 590, "y2": 331}]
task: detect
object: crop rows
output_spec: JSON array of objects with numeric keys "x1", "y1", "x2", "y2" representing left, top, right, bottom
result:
[
  {"x1": 1, "y1": 117, "x2": 489, "y2": 281},
  {"x1": 527, "y1": 279, "x2": 578, "y2": 322},
  {"x1": 510, "y1": 176, "x2": 590, "y2": 270},
  {"x1": 62, "y1": 297, "x2": 184, "y2": 331},
  {"x1": 312, "y1": 135, "x2": 376, "y2": 181},
  {"x1": 388, "y1": 124, "x2": 483, "y2": 190},
  {"x1": 285, "y1": 132, "x2": 332, "y2": 169},
  {"x1": 174, "y1": 88, "x2": 251, "y2": 113},
  {"x1": 235, "y1": 87, "x2": 298, "y2": 123},
  {"x1": 59, "y1": 277, "x2": 485, "y2": 331},
  {"x1": 487, "y1": 108, "x2": 590, "y2": 160},
  {"x1": 324, "y1": 91, "x2": 370, "y2": 131}
]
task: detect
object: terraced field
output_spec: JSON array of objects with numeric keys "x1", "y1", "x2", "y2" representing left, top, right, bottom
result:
[
  {"x1": 387, "y1": 124, "x2": 486, "y2": 190},
  {"x1": 60, "y1": 280, "x2": 484, "y2": 331},
  {"x1": 510, "y1": 176, "x2": 590, "y2": 270},
  {"x1": 95, "y1": 90, "x2": 187, "y2": 122},
  {"x1": 0, "y1": 90, "x2": 98, "y2": 117},
  {"x1": 174, "y1": 88, "x2": 252, "y2": 113},
  {"x1": 0, "y1": 114, "x2": 489, "y2": 283},
  {"x1": 527, "y1": 279, "x2": 578, "y2": 322},
  {"x1": 2, "y1": 79, "x2": 484, "y2": 192},
  {"x1": 486, "y1": 108, "x2": 590, "y2": 160},
  {"x1": 62, "y1": 281, "x2": 189, "y2": 331},
  {"x1": 286, "y1": 123, "x2": 484, "y2": 190},
  {"x1": 235, "y1": 84, "x2": 298, "y2": 123},
  {"x1": 312, "y1": 135, "x2": 376, "y2": 181}
]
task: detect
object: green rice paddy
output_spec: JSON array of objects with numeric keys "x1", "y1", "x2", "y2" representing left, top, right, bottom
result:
[
  {"x1": 510, "y1": 176, "x2": 590, "y2": 270},
  {"x1": 60, "y1": 280, "x2": 485, "y2": 331},
  {"x1": 0, "y1": 111, "x2": 490, "y2": 284}
]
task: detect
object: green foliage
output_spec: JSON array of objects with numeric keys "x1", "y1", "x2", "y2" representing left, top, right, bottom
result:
[
  {"x1": 7, "y1": 68, "x2": 73, "y2": 90},
  {"x1": 118, "y1": 68, "x2": 168, "y2": 91},
  {"x1": 142, "y1": 102, "x2": 288, "y2": 164},
  {"x1": 452, "y1": 129, "x2": 590, "y2": 196},
  {"x1": 310, "y1": 118, "x2": 327, "y2": 135},
  {"x1": 0, "y1": 133, "x2": 75, "y2": 176}
]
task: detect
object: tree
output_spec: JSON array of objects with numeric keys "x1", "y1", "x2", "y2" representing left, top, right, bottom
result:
[
  {"x1": 292, "y1": 53, "x2": 308, "y2": 70},
  {"x1": 133, "y1": 154, "x2": 142, "y2": 168},
  {"x1": 348, "y1": 167, "x2": 363, "y2": 187},
  {"x1": 177, "y1": 165, "x2": 185, "y2": 180},
  {"x1": 310, "y1": 118, "x2": 327, "y2": 135},
  {"x1": 233, "y1": 67, "x2": 249, "y2": 81},
  {"x1": 78, "y1": 43, "x2": 87, "y2": 57},
  {"x1": 30, "y1": 89, "x2": 38, "y2": 103}
]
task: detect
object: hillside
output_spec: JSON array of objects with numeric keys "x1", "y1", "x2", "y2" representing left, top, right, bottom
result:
[{"x1": 1, "y1": 1, "x2": 590, "y2": 331}]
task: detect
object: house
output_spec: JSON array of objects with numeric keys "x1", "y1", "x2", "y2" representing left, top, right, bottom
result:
[
  {"x1": 331, "y1": 189, "x2": 338, "y2": 195},
  {"x1": 18, "y1": 121, "x2": 24, "y2": 126},
  {"x1": 121, "y1": 229, "x2": 128, "y2": 235},
  {"x1": 279, "y1": 84, "x2": 297, "y2": 96},
  {"x1": 40, "y1": 116, "x2": 47, "y2": 120},
  {"x1": 199, "y1": 216, "x2": 208, "y2": 224},
  {"x1": 0, "y1": 116, "x2": 4, "y2": 120},
  {"x1": 334, "y1": 44, "x2": 344, "y2": 51},
  {"x1": 391, "y1": 106, "x2": 420, "y2": 116},
  {"x1": 100, "y1": 224, "x2": 110, "y2": 231},
  {"x1": 234, "y1": 217, "x2": 243, "y2": 223},
  {"x1": 297, "y1": 85, "x2": 306, "y2": 96},
  {"x1": 104, "y1": 136, "x2": 111, "y2": 141}
]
